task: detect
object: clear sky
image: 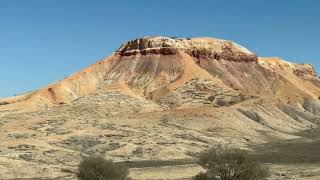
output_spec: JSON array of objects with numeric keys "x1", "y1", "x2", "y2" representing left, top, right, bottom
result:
[{"x1": 0, "y1": 0, "x2": 319, "y2": 97}]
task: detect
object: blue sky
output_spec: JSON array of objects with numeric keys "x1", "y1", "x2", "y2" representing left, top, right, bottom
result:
[{"x1": 0, "y1": 0, "x2": 319, "y2": 97}]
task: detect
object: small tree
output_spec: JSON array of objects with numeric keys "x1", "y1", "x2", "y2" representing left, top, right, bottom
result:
[
  {"x1": 194, "y1": 146, "x2": 269, "y2": 180},
  {"x1": 77, "y1": 156, "x2": 130, "y2": 180}
]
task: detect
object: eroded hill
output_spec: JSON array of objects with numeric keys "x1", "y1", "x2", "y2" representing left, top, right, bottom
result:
[{"x1": 0, "y1": 36, "x2": 319, "y2": 179}]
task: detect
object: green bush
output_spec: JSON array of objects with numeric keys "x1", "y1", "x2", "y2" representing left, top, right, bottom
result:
[
  {"x1": 194, "y1": 146, "x2": 269, "y2": 180},
  {"x1": 77, "y1": 156, "x2": 130, "y2": 180}
]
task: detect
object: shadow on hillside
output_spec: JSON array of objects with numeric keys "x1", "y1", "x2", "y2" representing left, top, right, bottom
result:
[{"x1": 251, "y1": 128, "x2": 320, "y2": 164}]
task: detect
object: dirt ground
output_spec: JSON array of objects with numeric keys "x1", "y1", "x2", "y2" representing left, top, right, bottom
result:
[{"x1": 129, "y1": 164, "x2": 320, "y2": 180}]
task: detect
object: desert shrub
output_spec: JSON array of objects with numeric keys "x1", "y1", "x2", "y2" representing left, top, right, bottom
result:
[
  {"x1": 194, "y1": 146, "x2": 269, "y2": 180},
  {"x1": 77, "y1": 156, "x2": 130, "y2": 180},
  {"x1": 0, "y1": 101, "x2": 10, "y2": 106},
  {"x1": 207, "y1": 96, "x2": 216, "y2": 102}
]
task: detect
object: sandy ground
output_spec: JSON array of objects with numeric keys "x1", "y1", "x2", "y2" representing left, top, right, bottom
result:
[{"x1": 129, "y1": 164, "x2": 320, "y2": 180}]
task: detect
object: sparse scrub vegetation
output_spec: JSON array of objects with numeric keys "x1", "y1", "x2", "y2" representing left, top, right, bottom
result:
[
  {"x1": 0, "y1": 101, "x2": 9, "y2": 106},
  {"x1": 207, "y1": 95, "x2": 216, "y2": 102},
  {"x1": 194, "y1": 146, "x2": 269, "y2": 180},
  {"x1": 77, "y1": 156, "x2": 130, "y2": 180}
]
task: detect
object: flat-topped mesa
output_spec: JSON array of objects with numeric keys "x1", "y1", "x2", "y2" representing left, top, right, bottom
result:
[{"x1": 116, "y1": 36, "x2": 258, "y2": 62}]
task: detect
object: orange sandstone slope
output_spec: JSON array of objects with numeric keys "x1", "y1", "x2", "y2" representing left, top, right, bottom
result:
[{"x1": 0, "y1": 36, "x2": 319, "y2": 114}]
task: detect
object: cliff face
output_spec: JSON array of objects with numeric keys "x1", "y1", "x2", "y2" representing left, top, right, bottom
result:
[{"x1": 116, "y1": 36, "x2": 257, "y2": 61}]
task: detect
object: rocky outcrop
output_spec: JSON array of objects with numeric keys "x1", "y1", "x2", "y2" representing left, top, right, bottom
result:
[
  {"x1": 258, "y1": 57, "x2": 318, "y2": 78},
  {"x1": 116, "y1": 36, "x2": 258, "y2": 62},
  {"x1": 293, "y1": 64, "x2": 318, "y2": 78}
]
